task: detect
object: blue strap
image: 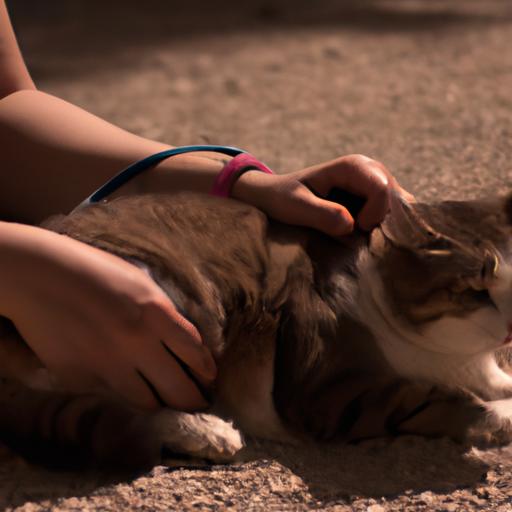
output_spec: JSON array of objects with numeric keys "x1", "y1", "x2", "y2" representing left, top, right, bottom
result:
[{"x1": 74, "y1": 144, "x2": 246, "y2": 211}]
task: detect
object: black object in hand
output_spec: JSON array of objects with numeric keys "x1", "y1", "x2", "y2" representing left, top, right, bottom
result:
[{"x1": 325, "y1": 188, "x2": 366, "y2": 219}]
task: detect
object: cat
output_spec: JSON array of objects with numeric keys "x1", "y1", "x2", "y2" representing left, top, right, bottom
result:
[{"x1": 1, "y1": 189, "x2": 512, "y2": 469}]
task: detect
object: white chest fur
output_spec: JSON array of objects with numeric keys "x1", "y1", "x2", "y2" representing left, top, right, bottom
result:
[{"x1": 350, "y1": 252, "x2": 512, "y2": 400}]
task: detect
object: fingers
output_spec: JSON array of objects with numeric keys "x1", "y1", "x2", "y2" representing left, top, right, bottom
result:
[
  {"x1": 330, "y1": 155, "x2": 391, "y2": 231},
  {"x1": 98, "y1": 340, "x2": 210, "y2": 412},
  {"x1": 91, "y1": 297, "x2": 216, "y2": 411},
  {"x1": 303, "y1": 193, "x2": 355, "y2": 237},
  {"x1": 125, "y1": 296, "x2": 217, "y2": 411},
  {"x1": 357, "y1": 181, "x2": 390, "y2": 231},
  {"x1": 144, "y1": 297, "x2": 217, "y2": 382},
  {"x1": 270, "y1": 179, "x2": 356, "y2": 237},
  {"x1": 302, "y1": 155, "x2": 398, "y2": 231},
  {"x1": 135, "y1": 343, "x2": 210, "y2": 411}
]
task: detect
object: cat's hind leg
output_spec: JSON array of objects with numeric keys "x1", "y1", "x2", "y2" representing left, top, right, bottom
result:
[{"x1": 0, "y1": 378, "x2": 161, "y2": 470}]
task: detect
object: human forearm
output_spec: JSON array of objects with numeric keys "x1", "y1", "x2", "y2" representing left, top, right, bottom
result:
[
  {"x1": 0, "y1": 220, "x2": 98, "y2": 314},
  {"x1": 0, "y1": 1, "x2": 35, "y2": 98},
  {"x1": 0, "y1": 221, "x2": 50, "y2": 311},
  {"x1": 0, "y1": 90, "x2": 229, "y2": 223}
]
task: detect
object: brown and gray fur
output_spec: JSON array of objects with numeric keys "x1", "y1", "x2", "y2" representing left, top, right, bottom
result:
[{"x1": 2, "y1": 190, "x2": 512, "y2": 469}]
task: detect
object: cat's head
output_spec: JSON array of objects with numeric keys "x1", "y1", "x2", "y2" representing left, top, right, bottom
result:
[{"x1": 368, "y1": 192, "x2": 512, "y2": 355}]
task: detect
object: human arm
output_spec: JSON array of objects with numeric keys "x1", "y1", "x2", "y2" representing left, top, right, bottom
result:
[
  {"x1": 0, "y1": 220, "x2": 216, "y2": 411},
  {"x1": 0, "y1": 88, "x2": 411, "y2": 233}
]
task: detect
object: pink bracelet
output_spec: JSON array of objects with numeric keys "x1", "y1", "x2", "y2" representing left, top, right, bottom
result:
[{"x1": 210, "y1": 153, "x2": 273, "y2": 198}]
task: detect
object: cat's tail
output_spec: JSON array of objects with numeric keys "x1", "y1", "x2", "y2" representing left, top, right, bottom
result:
[{"x1": 0, "y1": 378, "x2": 159, "y2": 471}]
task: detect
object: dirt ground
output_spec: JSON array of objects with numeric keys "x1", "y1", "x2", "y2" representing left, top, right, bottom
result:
[{"x1": 2, "y1": 0, "x2": 512, "y2": 510}]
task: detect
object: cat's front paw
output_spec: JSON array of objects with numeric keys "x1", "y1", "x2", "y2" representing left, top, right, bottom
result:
[
  {"x1": 465, "y1": 400, "x2": 512, "y2": 447},
  {"x1": 152, "y1": 410, "x2": 244, "y2": 463}
]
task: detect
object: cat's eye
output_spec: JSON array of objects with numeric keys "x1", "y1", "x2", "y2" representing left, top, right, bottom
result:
[{"x1": 481, "y1": 252, "x2": 499, "y2": 283}]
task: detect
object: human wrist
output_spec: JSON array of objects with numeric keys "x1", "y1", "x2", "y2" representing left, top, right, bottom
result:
[
  {"x1": 211, "y1": 153, "x2": 274, "y2": 199},
  {"x1": 230, "y1": 169, "x2": 278, "y2": 206}
]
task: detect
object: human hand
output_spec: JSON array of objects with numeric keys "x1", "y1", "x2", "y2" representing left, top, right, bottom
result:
[
  {"x1": 0, "y1": 222, "x2": 216, "y2": 411},
  {"x1": 231, "y1": 154, "x2": 414, "y2": 237}
]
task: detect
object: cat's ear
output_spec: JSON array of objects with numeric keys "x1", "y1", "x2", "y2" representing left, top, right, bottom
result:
[{"x1": 380, "y1": 192, "x2": 454, "y2": 254}]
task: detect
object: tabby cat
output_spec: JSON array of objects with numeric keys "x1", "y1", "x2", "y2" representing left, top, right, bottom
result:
[{"x1": 1, "y1": 190, "x2": 512, "y2": 469}]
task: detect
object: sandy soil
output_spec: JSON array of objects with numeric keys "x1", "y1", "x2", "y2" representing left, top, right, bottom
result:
[{"x1": 2, "y1": 0, "x2": 512, "y2": 509}]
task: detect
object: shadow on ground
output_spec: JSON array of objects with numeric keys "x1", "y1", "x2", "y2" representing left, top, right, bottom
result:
[
  {"x1": 0, "y1": 436, "x2": 489, "y2": 509},
  {"x1": 0, "y1": 455, "x2": 119, "y2": 510},
  {"x1": 249, "y1": 437, "x2": 487, "y2": 501},
  {"x1": 9, "y1": 0, "x2": 512, "y2": 81}
]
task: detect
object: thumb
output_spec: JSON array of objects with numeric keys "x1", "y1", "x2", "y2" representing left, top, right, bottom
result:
[
  {"x1": 311, "y1": 197, "x2": 355, "y2": 237},
  {"x1": 291, "y1": 192, "x2": 355, "y2": 237}
]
